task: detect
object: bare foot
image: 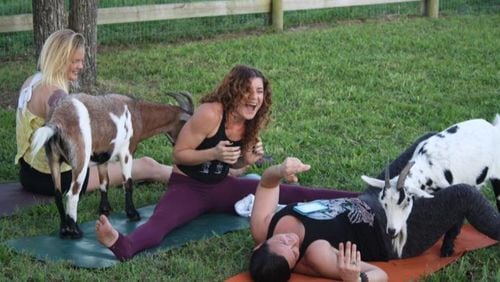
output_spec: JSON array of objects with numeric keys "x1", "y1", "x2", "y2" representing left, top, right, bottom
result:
[{"x1": 95, "y1": 214, "x2": 119, "y2": 247}]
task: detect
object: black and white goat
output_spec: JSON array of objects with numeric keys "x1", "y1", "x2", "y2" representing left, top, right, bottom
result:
[
  {"x1": 362, "y1": 163, "x2": 419, "y2": 258},
  {"x1": 359, "y1": 165, "x2": 500, "y2": 260},
  {"x1": 31, "y1": 91, "x2": 193, "y2": 239},
  {"x1": 361, "y1": 115, "x2": 500, "y2": 256}
]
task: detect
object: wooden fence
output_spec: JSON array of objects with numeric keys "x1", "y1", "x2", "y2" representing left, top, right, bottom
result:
[{"x1": 0, "y1": 0, "x2": 439, "y2": 34}]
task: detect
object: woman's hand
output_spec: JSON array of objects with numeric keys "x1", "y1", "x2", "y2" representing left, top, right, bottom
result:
[
  {"x1": 259, "y1": 157, "x2": 309, "y2": 189},
  {"x1": 279, "y1": 157, "x2": 310, "y2": 183},
  {"x1": 242, "y1": 138, "x2": 265, "y2": 165},
  {"x1": 214, "y1": 140, "x2": 241, "y2": 164},
  {"x1": 337, "y1": 242, "x2": 362, "y2": 282}
]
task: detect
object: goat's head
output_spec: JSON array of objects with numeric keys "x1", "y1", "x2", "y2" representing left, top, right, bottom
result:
[
  {"x1": 362, "y1": 162, "x2": 429, "y2": 238},
  {"x1": 165, "y1": 91, "x2": 194, "y2": 144}
]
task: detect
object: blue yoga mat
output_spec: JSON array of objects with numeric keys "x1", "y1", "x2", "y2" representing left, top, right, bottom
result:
[{"x1": 5, "y1": 205, "x2": 249, "y2": 268}]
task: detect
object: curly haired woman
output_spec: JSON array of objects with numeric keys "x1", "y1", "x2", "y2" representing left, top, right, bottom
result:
[{"x1": 96, "y1": 64, "x2": 358, "y2": 261}]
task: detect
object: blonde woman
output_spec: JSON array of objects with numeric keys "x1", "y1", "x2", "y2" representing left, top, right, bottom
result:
[{"x1": 15, "y1": 29, "x2": 172, "y2": 196}]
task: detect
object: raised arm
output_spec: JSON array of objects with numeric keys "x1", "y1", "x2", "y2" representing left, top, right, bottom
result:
[{"x1": 250, "y1": 157, "x2": 310, "y2": 244}]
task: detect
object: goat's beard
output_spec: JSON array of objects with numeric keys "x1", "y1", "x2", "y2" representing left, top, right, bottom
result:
[{"x1": 391, "y1": 224, "x2": 408, "y2": 258}]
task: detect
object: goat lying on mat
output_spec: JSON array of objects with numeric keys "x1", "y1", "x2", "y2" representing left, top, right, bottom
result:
[
  {"x1": 362, "y1": 115, "x2": 500, "y2": 257},
  {"x1": 31, "y1": 91, "x2": 194, "y2": 239}
]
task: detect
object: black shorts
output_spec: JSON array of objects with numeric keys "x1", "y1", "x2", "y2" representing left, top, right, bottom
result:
[{"x1": 19, "y1": 158, "x2": 89, "y2": 196}]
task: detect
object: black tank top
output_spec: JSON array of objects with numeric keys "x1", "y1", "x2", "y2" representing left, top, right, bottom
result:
[
  {"x1": 266, "y1": 198, "x2": 388, "y2": 262},
  {"x1": 177, "y1": 113, "x2": 242, "y2": 184}
]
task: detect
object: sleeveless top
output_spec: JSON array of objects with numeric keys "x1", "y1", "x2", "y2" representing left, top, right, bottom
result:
[
  {"x1": 15, "y1": 73, "x2": 71, "y2": 174},
  {"x1": 177, "y1": 113, "x2": 242, "y2": 184},
  {"x1": 266, "y1": 198, "x2": 388, "y2": 262}
]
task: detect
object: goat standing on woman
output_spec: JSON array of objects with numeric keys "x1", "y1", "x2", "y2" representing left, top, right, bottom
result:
[
  {"x1": 362, "y1": 115, "x2": 500, "y2": 257},
  {"x1": 31, "y1": 91, "x2": 193, "y2": 239}
]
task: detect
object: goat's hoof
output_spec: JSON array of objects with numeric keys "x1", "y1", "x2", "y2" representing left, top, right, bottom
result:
[
  {"x1": 99, "y1": 205, "x2": 112, "y2": 216},
  {"x1": 127, "y1": 210, "x2": 141, "y2": 222},
  {"x1": 99, "y1": 209, "x2": 111, "y2": 217},
  {"x1": 59, "y1": 218, "x2": 83, "y2": 239}
]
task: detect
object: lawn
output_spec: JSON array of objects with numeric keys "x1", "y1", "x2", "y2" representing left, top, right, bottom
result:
[{"x1": 0, "y1": 13, "x2": 498, "y2": 281}]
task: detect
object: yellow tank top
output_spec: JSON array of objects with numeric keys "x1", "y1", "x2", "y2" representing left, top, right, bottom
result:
[{"x1": 15, "y1": 73, "x2": 71, "y2": 174}]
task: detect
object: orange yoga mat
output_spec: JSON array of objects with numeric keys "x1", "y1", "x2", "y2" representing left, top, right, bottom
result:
[{"x1": 226, "y1": 225, "x2": 498, "y2": 282}]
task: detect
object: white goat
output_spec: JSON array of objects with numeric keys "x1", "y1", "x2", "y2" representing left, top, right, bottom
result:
[
  {"x1": 31, "y1": 91, "x2": 193, "y2": 239},
  {"x1": 362, "y1": 114, "x2": 500, "y2": 256}
]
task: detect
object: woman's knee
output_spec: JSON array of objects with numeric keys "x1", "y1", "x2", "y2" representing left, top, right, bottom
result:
[
  {"x1": 129, "y1": 156, "x2": 172, "y2": 184},
  {"x1": 445, "y1": 184, "x2": 480, "y2": 197},
  {"x1": 137, "y1": 156, "x2": 159, "y2": 168},
  {"x1": 438, "y1": 184, "x2": 486, "y2": 208}
]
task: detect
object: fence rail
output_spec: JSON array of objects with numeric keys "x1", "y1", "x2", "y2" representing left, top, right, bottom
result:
[{"x1": 0, "y1": 0, "x2": 437, "y2": 33}]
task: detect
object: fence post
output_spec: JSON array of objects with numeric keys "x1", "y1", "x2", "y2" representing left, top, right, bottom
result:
[
  {"x1": 422, "y1": 0, "x2": 439, "y2": 18},
  {"x1": 271, "y1": 0, "x2": 283, "y2": 31}
]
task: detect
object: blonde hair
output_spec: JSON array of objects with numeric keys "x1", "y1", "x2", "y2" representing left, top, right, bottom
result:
[{"x1": 38, "y1": 29, "x2": 85, "y2": 93}]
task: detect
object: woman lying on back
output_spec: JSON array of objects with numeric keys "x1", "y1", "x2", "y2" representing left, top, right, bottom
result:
[
  {"x1": 250, "y1": 157, "x2": 388, "y2": 282},
  {"x1": 249, "y1": 155, "x2": 500, "y2": 282}
]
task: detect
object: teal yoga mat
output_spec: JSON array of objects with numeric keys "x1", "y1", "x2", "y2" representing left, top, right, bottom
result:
[{"x1": 5, "y1": 205, "x2": 249, "y2": 268}]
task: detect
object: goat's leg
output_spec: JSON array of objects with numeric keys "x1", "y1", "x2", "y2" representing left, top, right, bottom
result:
[
  {"x1": 490, "y1": 179, "x2": 500, "y2": 212},
  {"x1": 59, "y1": 166, "x2": 89, "y2": 239},
  {"x1": 440, "y1": 218, "x2": 464, "y2": 257},
  {"x1": 48, "y1": 155, "x2": 66, "y2": 235},
  {"x1": 124, "y1": 178, "x2": 139, "y2": 221},
  {"x1": 120, "y1": 152, "x2": 140, "y2": 221},
  {"x1": 61, "y1": 123, "x2": 92, "y2": 239},
  {"x1": 45, "y1": 143, "x2": 76, "y2": 239},
  {"x1": 97, "y1": 163, "x2": 113, "y2": 216},
  {"x1": 59, "y1": 141, "x2": 90, "y2": 239}
]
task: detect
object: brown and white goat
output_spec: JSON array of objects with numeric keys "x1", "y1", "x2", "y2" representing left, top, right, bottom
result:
[{"x1": 31, "y1": 91, "x2": 193, "y2": 239}]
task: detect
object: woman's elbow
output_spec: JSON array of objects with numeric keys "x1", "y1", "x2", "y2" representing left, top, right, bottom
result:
[{"x1": 172, "y1": 150, "x2": 182, "y2": 165}]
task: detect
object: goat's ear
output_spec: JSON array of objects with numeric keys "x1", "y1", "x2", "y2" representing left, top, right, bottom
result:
[{"x1": 361, "y1": 175, "x2": 385, "y2": 188}]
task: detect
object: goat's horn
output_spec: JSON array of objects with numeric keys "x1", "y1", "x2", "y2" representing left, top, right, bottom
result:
[
  {"x1": 179, "y1": 91, "x2": 194, "y2": 114},
  {"x1": 396, "y1": 161, "x2": 415, "y2": 190},
  {"x1": 384, "y1": 167, "x2": 391, "y2": 190},
  {"x1": 167, "y1": 91, "x2": 194, "y2": 115}
]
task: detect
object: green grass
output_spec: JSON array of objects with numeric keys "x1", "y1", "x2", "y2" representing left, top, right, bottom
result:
[{"x1": 0, "y1": 14, "x2": 499, "y2": 281}]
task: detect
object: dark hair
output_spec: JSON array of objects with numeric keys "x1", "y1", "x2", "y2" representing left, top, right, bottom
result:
[
  {"x1": 200, "y1": 64, "x2": 272, "y2": 152},
  {"x1": 249, "y1": 243, "x2": 291, "y2": 282}
]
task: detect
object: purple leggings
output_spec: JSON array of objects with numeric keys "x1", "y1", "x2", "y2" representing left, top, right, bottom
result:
[{"x1": 109, "y1": 172, "x2": 358, "y2": 261}]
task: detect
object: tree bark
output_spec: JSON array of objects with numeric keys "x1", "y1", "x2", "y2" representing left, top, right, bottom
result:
[
  {"x1": 32, "y1": 0, "x2": 66, "y2": 59},
  {"x1": 69, "y1": 0, "x2": 98, "y2": 94}
]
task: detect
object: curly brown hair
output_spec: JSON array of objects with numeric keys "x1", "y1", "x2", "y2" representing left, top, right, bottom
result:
[{"x1": 200, "y1": 65, "x2": 272, "y2": 152}]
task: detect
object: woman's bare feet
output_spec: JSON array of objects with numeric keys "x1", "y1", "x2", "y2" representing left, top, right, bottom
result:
[{"x1": 95, "y1": 214, "x2": 119, "y2": 247}]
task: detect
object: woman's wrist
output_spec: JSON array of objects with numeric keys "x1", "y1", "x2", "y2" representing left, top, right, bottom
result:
[
  {"x1": 359, "y1": 272, "x2": 368, "y2": 282},
  {"x1": 231, "y1": 157, "x2": 248, "y2": 169},
  {"x1": 260, "y1": 165, "x2": 283, "y2": 188}
]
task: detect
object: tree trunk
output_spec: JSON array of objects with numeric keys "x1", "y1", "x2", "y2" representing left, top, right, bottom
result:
[
  {"x1": 32, "y1": 0, "x2": 66, "y2": 59},
  {"x1": 69, "y1": 0, "x2": 98, "y2": 94}
]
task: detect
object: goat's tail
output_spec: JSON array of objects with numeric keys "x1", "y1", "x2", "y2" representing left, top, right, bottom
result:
[
  {"x1": 31, "y1": 125, "x2": 56, "y2": 160},
  {"x1": 492, "y1": 114, "x2": 500, "y2": 128}
]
